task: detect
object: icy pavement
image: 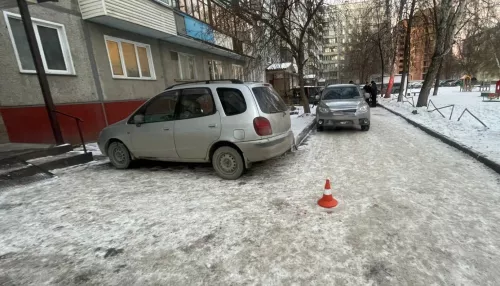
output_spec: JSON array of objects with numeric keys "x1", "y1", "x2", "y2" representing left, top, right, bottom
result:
[
  {"x1": 1, "y1": 108, "x2": 500, "y2": 285},
  {"x1": 380, "y1": 86, "x2": 500, "y2": 165}
]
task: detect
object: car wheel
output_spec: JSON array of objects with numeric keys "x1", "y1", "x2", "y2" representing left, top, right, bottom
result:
[
  {"x1": 317, "y1": 125, "x2": 324, "y2": 132},
  {"x1": 361, "y1": 125, "x2": 370, "y2": 131},
  {"x1": 212, "y1": 146, "x2": 244, "y2": 180},
  {"x1": 108, "y1": 141, "x2": 131, "y2": 169}
]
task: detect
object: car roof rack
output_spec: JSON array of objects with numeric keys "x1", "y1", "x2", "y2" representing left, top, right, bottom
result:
[{"x1": 165, "y1": 79, "x2": 244, "y2": 90}]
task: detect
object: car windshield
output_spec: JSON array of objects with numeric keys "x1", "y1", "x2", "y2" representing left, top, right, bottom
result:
[{"x1": 321, "y1": 87, "x2": 360, "y2": 100}]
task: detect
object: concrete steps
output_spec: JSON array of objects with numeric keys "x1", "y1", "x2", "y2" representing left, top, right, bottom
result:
[{"x1": 0, "y1": 144, "x2": 93, "y2": 190}]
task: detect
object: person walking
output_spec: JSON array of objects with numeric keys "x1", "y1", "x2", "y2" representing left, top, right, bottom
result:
[{"x1": 370, "y1": 81, "x2": 378, "y2": 107}]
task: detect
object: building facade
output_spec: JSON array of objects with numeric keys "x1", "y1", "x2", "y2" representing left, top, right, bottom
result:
[
  {"x1": 321, "y1": 2, "x2": 369, "y2": 85},
  {"x1": 0, "y1": 0, "x2": 255, "y2": 144},
  {"x1": 395, "y1": 9, "x2": 435, "y2": 81}
]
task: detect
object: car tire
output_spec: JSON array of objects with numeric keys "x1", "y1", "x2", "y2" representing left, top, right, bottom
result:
[
  {"x1": 361, "y1": 125, "x2": 370, "y2": 131},
  {"x1": 108, "y1": 141, "x2": 131, "y2": 169},
  {"x1": 212, "y1": 146, "x2": 244, "y2": 180},
  {"x1": 317, "y1": 125, "x2": 324, "y2": 132}
]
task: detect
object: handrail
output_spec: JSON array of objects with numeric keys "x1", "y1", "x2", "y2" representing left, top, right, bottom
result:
[
  {"x1": 52, "y1": 110, "x2": 83, "y2": 122},
  {"x1": 52, "y1": 110, "x2": 87, "y2": 153}
]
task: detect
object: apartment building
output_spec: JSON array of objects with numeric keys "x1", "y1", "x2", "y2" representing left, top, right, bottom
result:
[
  {"x1": 0, "y1": 0, "x2": 255, "y2": 144},
  {"x1": 395, "y1": 9, "x2": 435, "y2": 81},
  {"x1": 321, "y1": 2, "x2": 368, "y2": 85}
]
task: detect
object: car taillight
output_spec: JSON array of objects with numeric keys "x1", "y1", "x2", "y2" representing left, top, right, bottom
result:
[{"x1": 253, "y1": 117, "x2": 272, "y2": 136}]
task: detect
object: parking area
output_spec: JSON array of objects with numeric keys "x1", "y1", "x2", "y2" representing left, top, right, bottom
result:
[{"x1": 1, "y1": 108, "x2": 500, "y2": 285}]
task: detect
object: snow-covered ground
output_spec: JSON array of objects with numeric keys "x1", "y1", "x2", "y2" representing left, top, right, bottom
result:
[
  {"x1": 290, "y1": 105, "x2": 317, "y2": 144},
  {"x1": 2, "y1": 108, "x2": 500, "y2": 285},
  {"x1": 380, "y1": 86, "x2": 500, "y2": 165}
]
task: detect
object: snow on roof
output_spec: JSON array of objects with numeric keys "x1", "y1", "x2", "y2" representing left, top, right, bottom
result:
[
  {"x1": 266, "y1": 62, "x2": 293, "y2": 70},
  {"x1": 318, "y1": 78, "x2": 326, "y2": 82},
  {"x1": 304, "y1": 74, "x2": 316, "y2": 79}
]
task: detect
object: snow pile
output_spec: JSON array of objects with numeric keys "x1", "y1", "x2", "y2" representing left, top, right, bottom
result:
[
  {"x1": 74, "y1": 142, "x2": 102, "y2": 156},
  {"x1": 290, "y1": 105, "x2": 316, "y2": 143},
  {"x1": 380, "y1": 86, "x2": 500, "y2": 164}
]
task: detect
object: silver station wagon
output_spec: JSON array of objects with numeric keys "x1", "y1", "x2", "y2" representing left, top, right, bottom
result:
[{"x1": 98, "y1": 80, "x2": 294, "y2": 179}]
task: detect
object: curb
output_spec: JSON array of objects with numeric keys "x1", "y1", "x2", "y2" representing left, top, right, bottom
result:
[
  {"x1": 295, "y1": 117, "x2": 317, "y2": 147},
  {"x1": 379, "y1": 103, "x2": 500, "y2": 176}
]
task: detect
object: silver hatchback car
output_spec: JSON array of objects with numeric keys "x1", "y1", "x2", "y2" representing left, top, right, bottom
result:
[
  {"x1": 98, "y1": 80, "x2": 294, "y2": 179},
  {"x1": 316, "y1": 84, "x2": 371, "y2": 131}
]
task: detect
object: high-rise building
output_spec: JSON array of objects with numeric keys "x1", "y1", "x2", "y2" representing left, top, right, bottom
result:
[{"x1": 321, "y1": 1, "x2": 372, "y2": 85}]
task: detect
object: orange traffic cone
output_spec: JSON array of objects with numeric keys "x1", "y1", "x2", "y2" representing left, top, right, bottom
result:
[{"x1": 318, "y1": 179, "x2": 338, "y2": 208}]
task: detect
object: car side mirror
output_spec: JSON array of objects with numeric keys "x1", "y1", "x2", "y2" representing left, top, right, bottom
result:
[{"x1": 134, "y1": 114, "x2": 145, "y2": 126}]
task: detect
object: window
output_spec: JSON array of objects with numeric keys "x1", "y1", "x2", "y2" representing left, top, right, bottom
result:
[
  {"x1": 4, "y1": 12, "x2": 74, "y2": 74},
  {"x1": 178, "y1": 53, "x2": 196, "y2": 80},
  {"x1": 153, "y1": 0, "x2": 177, "y2": 7},
  {"x1": 321, "y1": 87, "x2": 360, "y2": 100},
  {"x1": 217, "y1": 88, "x2": 247, "y2": 116},
  {"x1": 252, "y1": 86, "x2": 287, "y2": 114},
  {"x1": 143, "y1": 91, "x2": 179, "y2": 123},
  {"x1": 208, "y1": 60, "x2": 223, "y2": 80},
  {"x1": 232, "y1": 64, "x2": 244, "y2": 80},
  {"x1": 104, "y1": 36, "x2": 155, "y2": 79},
  {"x1": 178, "y1": 88, "x2": 215, "y2": 120}
]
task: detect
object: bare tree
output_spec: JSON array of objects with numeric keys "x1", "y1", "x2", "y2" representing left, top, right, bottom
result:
[
  {"x1": 416, "y1": 0, "x2": 467, "y2": 107},
  {"x1": 397, "y1": 0, "x2": 417, "y2": 101},
  {"x1": 219, "y1": 0, "x2": 326, "y2": 113},
  {"x1": 385, "y1": 0, "x2": 407, "y2": 98}
]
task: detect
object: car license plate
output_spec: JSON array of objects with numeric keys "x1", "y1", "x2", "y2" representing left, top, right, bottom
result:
[
  {"x1": 333, "y1": 111, "x2": 343, "y2": 115},
  {"x1": 339, "y1": 121, "x2": 349, "y2": 125}
]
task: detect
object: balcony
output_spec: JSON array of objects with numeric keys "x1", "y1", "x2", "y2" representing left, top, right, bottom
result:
[
  {"x1": 79, "y1": 0, "x2": 177, "y2": 37},
  {"x1": 78, "y1": 0, "x2": 246, "y2": 60}
]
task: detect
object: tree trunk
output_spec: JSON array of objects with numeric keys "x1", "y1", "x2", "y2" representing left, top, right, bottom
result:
[
  {"x1": 432, "y1": 60, "x2": 443, "y2": 96},
  {"x1": 378, "y1": 39, "x2": 384, "y2": 98},
  {"x1": 417, "y1": 0, "x2": 466, "y2": 107},
  {"x1": 297, "y1": 51, "x2": 311, "y2": 114},
  {"x1": 398, "y1": 0, "x2": 416, "y2": 102},
  {"x1": 417, "y1": 53, "x2": 442, "y2": 106},
  {"x1": 385, "y1": 0, "x2": 407, "y2": 98}
]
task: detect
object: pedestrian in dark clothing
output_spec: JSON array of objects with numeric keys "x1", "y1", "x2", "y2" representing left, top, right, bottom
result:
[
  {"x1": 370, "y1": 81, "x2": 378, "y2": 107},
  {"x1": 362, "y1": 82, "x2": 371, "y2": 105}
]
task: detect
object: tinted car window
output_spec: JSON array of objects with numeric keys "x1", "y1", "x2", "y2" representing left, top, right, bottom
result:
[
  {"x1": 321, "y1": 87, "x2": 361, "y2": 100},
  {"x1": 178, "y1": 88, "x2": 215, "y2": 120},
  {"x1": 142, "y1": 91, "x2": 179, "y2": 123},
  {"x1": 252, "y1": 86, "x2": 287, "y2": 114},
  {"x1": 217, "y1": 88, "x2": 247, "y2": 116}
]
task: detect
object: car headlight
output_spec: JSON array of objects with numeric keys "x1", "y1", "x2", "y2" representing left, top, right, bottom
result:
[
  {"x1": 358, "y1": 105, "x2": 369, "y2": 113},
  {"x1": 318, "y1": 106, "x2": 330, "y2": 113}
]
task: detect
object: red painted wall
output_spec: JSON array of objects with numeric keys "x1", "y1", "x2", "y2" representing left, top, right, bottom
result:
[
  {"x1": 1, "y1": 103, "x2": 106, "y2": 144},
  {"x1": 0, "y1": 100, "x2": 148, "y2": 144},
  {"x1": 104, "y1": 100, "x2": 146, "y2": 124}
]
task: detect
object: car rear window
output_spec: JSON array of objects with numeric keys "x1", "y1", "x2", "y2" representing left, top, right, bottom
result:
[
  {"x1": 252, "y1": 86, "x2": 288, "y2": 114},
  {"x1": 216, "y1": 88, "x2": 247, "y2": 116},
  {"x1": 321, "y1": 87, "x2": 361, "y2": 100}
]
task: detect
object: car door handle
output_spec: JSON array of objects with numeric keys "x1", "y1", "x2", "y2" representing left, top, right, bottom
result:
[
  {"x1": 163, "y1": 127, "x2": 170, "y2": 131},
  {"x1": 208, "y1": 124, "x2": 217, "y2": 128}
]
